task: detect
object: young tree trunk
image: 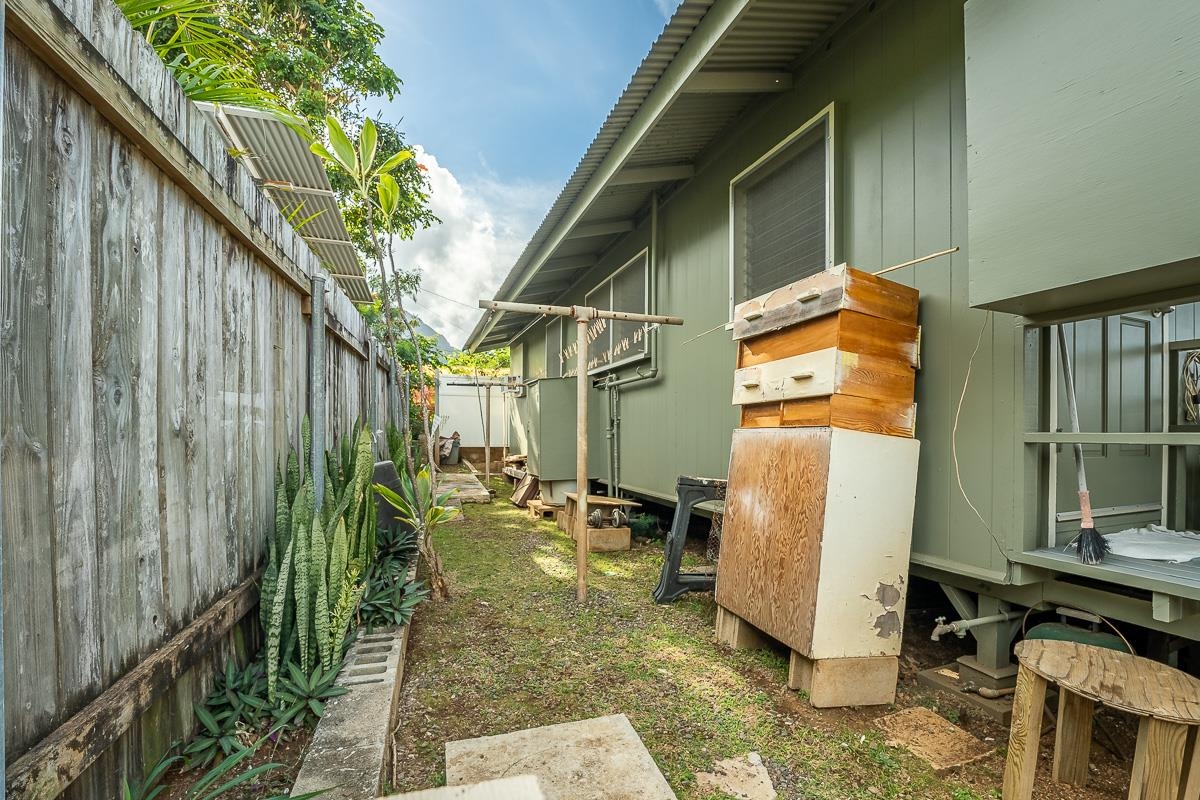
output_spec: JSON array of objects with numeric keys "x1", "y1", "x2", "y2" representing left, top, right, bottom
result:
[
  {"x1": 384, "y1": 239, "x2": 449, "y2": 600},
  {"x1": 367, "y1": 224, "x2": 450, "y2": 601}
]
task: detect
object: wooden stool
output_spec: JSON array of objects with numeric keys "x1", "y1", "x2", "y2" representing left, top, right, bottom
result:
[{"x1": 1004, "y1": 639, "x2": 1200, "y2": 799}]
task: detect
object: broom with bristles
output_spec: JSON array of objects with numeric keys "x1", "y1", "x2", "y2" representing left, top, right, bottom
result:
[{"x1": 1057, "y1": 326, "x2": 1110, "y2": 564}]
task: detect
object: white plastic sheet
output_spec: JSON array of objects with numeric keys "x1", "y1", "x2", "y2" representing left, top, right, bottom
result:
[{"x1": 1103, "y1": 525, "x2": 1200, "y2": 563}]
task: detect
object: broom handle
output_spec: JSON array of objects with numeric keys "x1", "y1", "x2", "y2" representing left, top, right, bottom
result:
[{"x1": 1056, "y1": 326, "x2": 1095, "y2": 528}]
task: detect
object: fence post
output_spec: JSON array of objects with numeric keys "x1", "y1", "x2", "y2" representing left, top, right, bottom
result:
[
  {"x1": 308, "y1": 273, "x2": 327, "y2": 512},
  {"x1": 367, "y1": 337, "x2": 378, "y2": 435},
  {"x1": 387, "y1": 360, "x2": 398, "y2": 429}
]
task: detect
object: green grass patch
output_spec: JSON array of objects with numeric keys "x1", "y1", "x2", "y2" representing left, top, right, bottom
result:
[{"x1": 388, "y1": 478, "x2": 979, "y2": 798}]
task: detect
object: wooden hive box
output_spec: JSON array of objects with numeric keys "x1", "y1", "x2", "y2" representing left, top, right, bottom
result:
[{"x1": 732, "y1": 265, "x2": 919, "y2": 437}]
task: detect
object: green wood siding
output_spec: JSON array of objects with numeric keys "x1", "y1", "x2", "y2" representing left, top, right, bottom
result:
[
  {"x1": 512, "y1": 0, "x2": 1021, "y2": 579},
  {"x1": 964, "y1": 0, "x2": 1200, "y2": 316}
]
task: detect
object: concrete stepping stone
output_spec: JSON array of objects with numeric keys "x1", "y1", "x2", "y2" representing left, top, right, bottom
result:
[
  {"x1": 437, "y1": 470, "x2": 492, "y2": 504},
  {"x1": 445, "y1": 714, "x2": 676, "y2": 799},
  {"x1": 696, "y1": 752, "x2": 776, "y2": 800},
  {"x1": 382, "y1": 775, "x2": 545, "y2": 799}
]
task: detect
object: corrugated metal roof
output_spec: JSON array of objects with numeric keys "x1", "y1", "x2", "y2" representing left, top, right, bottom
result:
[
  {"x1": 468, "y1": 0, "x2": 860, "y2": 350},
  {"x1": 197, "y1": 103, "x2": 372, "y2": 303}
]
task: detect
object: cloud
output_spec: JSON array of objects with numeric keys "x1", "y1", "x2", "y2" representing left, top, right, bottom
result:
[
  {"x1": 387, "y1": 147, "x2": 557, "y2": 350},
  {"x1": 653, "y1": 0, "x2": 679, "y2": 19}
]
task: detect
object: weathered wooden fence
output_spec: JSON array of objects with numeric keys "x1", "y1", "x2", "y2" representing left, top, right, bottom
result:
[{"x1": 0, "y1": 0, "x2": 406, "y2": 796}]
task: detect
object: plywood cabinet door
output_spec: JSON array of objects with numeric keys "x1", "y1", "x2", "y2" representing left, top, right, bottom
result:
[
  {"x1": 716, "y1": 427, "x2": 832, "y2": 654},
  {"x1": 715, "y1": 427, "x2": 920, "y2": 658}
]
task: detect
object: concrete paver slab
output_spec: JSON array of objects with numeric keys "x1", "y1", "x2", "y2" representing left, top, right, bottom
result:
[
  {"x1": 445, "y1": 714, "x2": 676, "y2": 800},
  {"x1": 382, "y1": 775, "x2": 545, "y2": 799},
  {"x1": 695, "y1": 752, "x2": 776, "y2": 800}
]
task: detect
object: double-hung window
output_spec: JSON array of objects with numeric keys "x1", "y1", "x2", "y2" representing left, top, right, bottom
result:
[{"x1": 730, "y1": 105, "x2": 834, "y2": 308}]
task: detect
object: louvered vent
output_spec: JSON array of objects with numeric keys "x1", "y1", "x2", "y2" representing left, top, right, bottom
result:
[{"x1": 740, "y1": 123, "x2": 828, "y2": 301}]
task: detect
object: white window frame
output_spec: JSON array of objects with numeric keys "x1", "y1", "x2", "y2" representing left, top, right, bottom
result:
[
  {"x1": 584, "y1": 248, "x2": 650, "y2": 376},
  {"x1": 728, "y1": 102, "x2": 837, "y2": 314}
]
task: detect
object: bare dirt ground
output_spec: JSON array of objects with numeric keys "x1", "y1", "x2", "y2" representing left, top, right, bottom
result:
[{"x1": 387, "y1": 477, "x2": 1141, "y2": 799}]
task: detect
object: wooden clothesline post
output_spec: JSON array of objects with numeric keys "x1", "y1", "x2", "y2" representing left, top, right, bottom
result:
[{"x1": 479, "y1": 299, "x2": 684, "y2": 601}]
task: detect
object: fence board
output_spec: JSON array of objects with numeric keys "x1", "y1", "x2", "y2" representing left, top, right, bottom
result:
[
  {"x1": 2, "y1": 44, "x2": 59, "y2": 751},
  {"x1": 1, "y1": 1, "x2": 407, "y2": 792},
  {"x1": 48, "y1": 72, "x2": 102, "y2": 717},
  {"x1": 158, "y1": 173, "x2": 193, "y2": 627}
]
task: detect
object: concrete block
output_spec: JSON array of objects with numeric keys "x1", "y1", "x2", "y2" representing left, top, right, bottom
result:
[
  {"x1": 445, "y1": 714, "x2": 676, "y2": 799},
  {"x1": 715, "y1": 605, "x2": 768, "y2": 651},
  {"x1": 291, "y1": 625, "x2": 410, "y2": 798}
]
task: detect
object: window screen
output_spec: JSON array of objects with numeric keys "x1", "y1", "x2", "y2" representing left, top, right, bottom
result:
[
  {"x1": 610, "y1": 256, "x2": 647, "y2": 367},
  {"x1": 737, "y1": 122, "x2": 828, "y2": 302},
  {"x1": 545, "y1": 317, "x2": 563, "y2": 378},
  {"x1": 584, "y1": 253, "x2": 649, "y2": 375}
]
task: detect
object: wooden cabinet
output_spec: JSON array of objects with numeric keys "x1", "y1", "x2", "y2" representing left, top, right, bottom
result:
[{"x1": 715, "y1": 265, "x2": 921, "y2": 707}]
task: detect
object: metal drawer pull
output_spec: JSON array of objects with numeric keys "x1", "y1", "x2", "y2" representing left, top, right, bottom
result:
[
  {"x1": 742, "y1": 308, "x2": 764, "y2": 320},
  {"x1": 740, "y1": 379, "x2": 761, "y2": 389},
  {"x1": 796, "y1": 288, "x2": 822, "y2": 302},
  {"x1": 789, "y1": 371, "x2": 815, "y2": 381}
]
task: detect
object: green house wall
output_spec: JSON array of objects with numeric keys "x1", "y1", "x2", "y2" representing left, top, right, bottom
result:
[
  {"x1": 964, "y1": 0, "x2": 1200, "y2": 317},
  {"x1": 513, "y1": 0, "x2": 1023, "y2": 584}
]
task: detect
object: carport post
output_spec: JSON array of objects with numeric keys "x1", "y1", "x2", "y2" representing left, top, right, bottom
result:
[
  {"x1": 484, "y1": 382, "x2": 492, "y2": 485},
  {"x1": 478, "y1": 299, "x2": 683, "y2": 602}
]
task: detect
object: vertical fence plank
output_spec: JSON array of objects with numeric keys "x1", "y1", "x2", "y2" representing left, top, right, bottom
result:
[
  {"x1": 205, "y1": 223, "x2": 229, "y2": 591},
  {"x1": 48, "y1": 71, "x2": 102, "y2": 718},
  {"x1": 157, "y1": 179, "x2": 192, "y2": 628},
  {"x1": 92, "y1": 118, "x2": 139, "y2": 683},
  {"x1": 1, "y1": 44, "x2": 59, "y2": 752},
  {"x1": 185, "y1": 201, "x2": 214, "y2": 610},
  {"x1": 130, "y1": 146, "x2": 166, "y2": 654}
]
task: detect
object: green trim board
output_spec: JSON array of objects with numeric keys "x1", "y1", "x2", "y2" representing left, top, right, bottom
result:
[
  {"x1": 1017, "y1": 549, "x2": 1200, "y2": 605},
  {"x1": 1025, "y1": 433, "x2": 1200, "y2": 446}
]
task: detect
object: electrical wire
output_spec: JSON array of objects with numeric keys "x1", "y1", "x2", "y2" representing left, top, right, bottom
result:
[
  {"x1": 1183, "y1": 350, "x2": 1200, "y2": 423},
  {"x1": 417, "y1": 285, "x2": 480, "y2": 310},
  {"x1": 951, "y1": 310, "x2": 1011, "y2": 565}
]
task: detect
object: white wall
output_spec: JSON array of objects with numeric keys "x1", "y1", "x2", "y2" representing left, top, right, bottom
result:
[{"x1": 438, "y1": 378, "x2": 509, "y2": 448}]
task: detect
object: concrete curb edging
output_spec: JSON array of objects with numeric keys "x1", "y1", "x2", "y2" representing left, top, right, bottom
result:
[{"x1": 292, "y1": 600, "x2": 415, "y2": 797}]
